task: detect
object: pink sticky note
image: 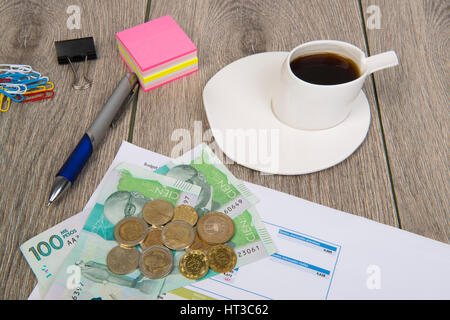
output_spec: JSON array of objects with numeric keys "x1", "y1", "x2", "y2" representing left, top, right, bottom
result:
[
  {"x1": 116, "y1": 15, "x2": 197, "y2": 72},
  {"x1": 119, "y1": 51, "x2": 198, "y2": 91}
]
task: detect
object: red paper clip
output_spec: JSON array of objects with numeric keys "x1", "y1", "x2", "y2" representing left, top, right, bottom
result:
[
  {"x1": 0, "y1": 78, "x2": 12, "y2": 83},
  {"x1": 22, "y1": 90, "x2": 55, "y2": 102}
]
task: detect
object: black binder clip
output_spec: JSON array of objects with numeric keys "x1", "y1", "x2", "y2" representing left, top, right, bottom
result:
[{"x1": 55, "y1": 37, "x2": 97, "y2": 90}]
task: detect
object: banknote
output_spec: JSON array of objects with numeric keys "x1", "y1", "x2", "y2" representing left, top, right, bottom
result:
[
  {"x1": 43, "y1": 163, "x2": 201, "y2": 300},
  {"x1": 22, "y1": 209, "x2": 216, "y2": 301},
  {"x1": 155, "y1": 143, "x2": 259, "y2": 217},
  {"x1": 37, "y1": 144, "x2": 277, "y2": 300},
  {"x1": 20, "y1": 209, "x2": 91, "y2": 298},
  {"x1": 154, "y1": 144, "x2": 277, "y2": 295}
]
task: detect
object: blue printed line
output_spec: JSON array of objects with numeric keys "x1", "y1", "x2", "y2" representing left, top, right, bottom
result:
[
  {"x1": 271, "y1": 253, "x2": 330, "y2": 275},
  {"x1": 262, "y1": 220, "x2": 342, "y2": 300},
  {"x1": 278, "y1": 229, "x2": 337, "y2": 252},
  {"x1": 262, "y1": 220, "x2": 340, "y2": 248}
]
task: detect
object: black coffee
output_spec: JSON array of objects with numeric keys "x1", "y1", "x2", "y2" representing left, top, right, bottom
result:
[{"x1": 290, "y1": 53, "x2": 360, "y2": 85}]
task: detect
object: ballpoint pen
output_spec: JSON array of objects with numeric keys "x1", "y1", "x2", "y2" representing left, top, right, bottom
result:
[{"x1": 47, "y1": 72, "x2": 138, "y2": 206}]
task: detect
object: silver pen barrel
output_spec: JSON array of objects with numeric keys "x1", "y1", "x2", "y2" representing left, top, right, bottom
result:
[{"x1": 87, "y1": 72, "x2": 138, "y2": 148}]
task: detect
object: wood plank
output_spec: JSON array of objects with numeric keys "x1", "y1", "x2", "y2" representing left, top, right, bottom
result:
[
  {"x1": 361, "y1": 0, "x2": 449, "y2": 242},
  {"x1": 0, "y1": 0, "x2": 147, "y2": 299},
  {"x1": 132, "y1": 0, "x2": 397, "y2": 228}
]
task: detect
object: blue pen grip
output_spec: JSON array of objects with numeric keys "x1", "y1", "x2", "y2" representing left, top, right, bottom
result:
[{"x1": 57, "y1": 134, "x2": 93, "y2": 183}]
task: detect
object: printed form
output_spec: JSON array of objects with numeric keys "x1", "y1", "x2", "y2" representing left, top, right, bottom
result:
[{"x1": 187, "y1": 220, "x2": 341, "y2": 299}]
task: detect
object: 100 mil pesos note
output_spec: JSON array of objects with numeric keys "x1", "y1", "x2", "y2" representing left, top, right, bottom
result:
[
  {"x1": 154, "y1": 144, "x2": 277, "y2": 295},
  {"x1": 43, "y1": 163, "x2": 201, "y2": 300},
  {"x1": 20, "y1": 209, "x2": 91, "y2": 299}
]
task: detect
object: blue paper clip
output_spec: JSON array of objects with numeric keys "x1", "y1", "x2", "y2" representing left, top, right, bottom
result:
[
  {"x1": 12, "y1": 72, "x2": 39, "y2": 82},
  {"x1": 0, "y1": 87, "x2": 24, "y2": 102},
  {"x1": 0, "y1": 82, "x2": 27, "y2": 93},
  {"x1": 26, "y1": 77, "x2": 49, "y2": 90}
]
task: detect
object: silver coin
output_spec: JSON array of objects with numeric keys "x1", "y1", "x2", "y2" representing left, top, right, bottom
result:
[
  {"x1": 104, "y1": 191, "x2": 150, "y2": 225},
  {"x1": 139, "y1": 245, "x2": 174, "y2": 279},
  {"x1": 161, "y1": 220, "x2": 195, "y2": 250}
]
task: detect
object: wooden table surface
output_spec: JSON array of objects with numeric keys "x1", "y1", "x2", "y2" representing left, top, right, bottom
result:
[{"x1": 0, "y1": 0, "x2": 448, "y2": 299}]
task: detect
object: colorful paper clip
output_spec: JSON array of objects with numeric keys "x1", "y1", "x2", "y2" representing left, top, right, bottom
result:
[
  {"x1": 0, "y1": 86, "x2": 24, "y2": 102},
  {"x1": 22, "y1": 88, "x2": 55, "y2": 103},
  {"x1": 0, "y1": 64, "x2": 33, "y2": 74},
  {"x1": 0, "y1": 94, "x2": 11, "y2": 112},
  {"x1": 25, "y1": 81, "x2": 54, "y2": 94},
  {"x1": 0, "y1": 64, "x2": 55, "y2": 112}
]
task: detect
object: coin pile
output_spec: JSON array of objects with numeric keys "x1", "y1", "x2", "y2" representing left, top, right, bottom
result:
[{"x1": 106, "y1": 199, "x2": 238, "y2": 281}]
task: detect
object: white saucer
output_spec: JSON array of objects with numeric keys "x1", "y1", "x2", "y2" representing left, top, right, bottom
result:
[{"x1": 202, "y1": 52, "x2": 371, "y2": 175}]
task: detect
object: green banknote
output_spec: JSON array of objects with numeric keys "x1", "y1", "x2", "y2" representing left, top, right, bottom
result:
[
  {"x1": 155, "y1": 143, "x2": 259, "y2": 217},
  {"x1": 43, "y1": 144, "x2": 277, "y2": 300},
  {"x1": 20, "y1": 209, "x2": 90, "y2": 298},
  {"x1": 43, "y1": 163, "x2": 201, "y2": 300},
  {"x1": 154, "y1": 144, "x2": 277, "y2": 295}
]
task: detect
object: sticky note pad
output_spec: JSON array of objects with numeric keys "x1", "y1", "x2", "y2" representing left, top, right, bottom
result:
[{"x1": 116, "y1": 15, "x2": 198, "y2": 91}]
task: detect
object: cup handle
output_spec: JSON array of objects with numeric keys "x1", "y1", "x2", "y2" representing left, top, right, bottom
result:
[{"x1": 365, "y1": 51, "x2": 399, "y2": 74}]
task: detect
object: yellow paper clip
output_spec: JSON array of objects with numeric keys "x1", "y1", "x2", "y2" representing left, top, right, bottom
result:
[
  {"x1": 0, "y1": 93, "x2": 11, "y2": 112},
  {"x1": 23, "y1": 81, "x2": 54, "y2": 95}
]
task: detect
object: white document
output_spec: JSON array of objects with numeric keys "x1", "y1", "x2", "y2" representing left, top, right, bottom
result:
[
  {"x1": 187, "y1": 183, "x2": 450, "y2": 299},
  {"x1": 29, "y1": 141, "x2": 450, "y2": 299}
]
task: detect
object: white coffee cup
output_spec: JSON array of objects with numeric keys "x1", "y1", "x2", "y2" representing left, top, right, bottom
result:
[{"x1": 271, "y1": 40, "x2": 398, "y2": 130}]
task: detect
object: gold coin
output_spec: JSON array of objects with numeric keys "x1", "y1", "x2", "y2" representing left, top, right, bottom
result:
[
  {"x1": 179, "y1": 250, "x2": 209, "y2": 280},
  {"x1": 140, "y1": 228, "x2": 164, "y2": 250},
  {"x1": 106, "y1": 246, "x2": 140, "y2": 275},
  {"x1": 161, "y1": 220, "x2": 195, "y2": 250},
  {"x1": 142, "y1": 199, "x2": 174, "y2": 227},
  {"x1": 139, "y1": 245, "x2": 174, "y2": 279},
  {"x1": 173, "y1": 205, "x2": 198, "y2": 226},
  {"x1": 187, "y1": 230, "x2": 211, "y2": 252},
  {"x1": 113, "y1": 216, "x2": 148, "y2": 247},
  {"x1": 197, "y1": 212, "x2": 235, "y2": 244},
  {"x1": 207, "y1": 244, "x2": 237, "y2": 273}
]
